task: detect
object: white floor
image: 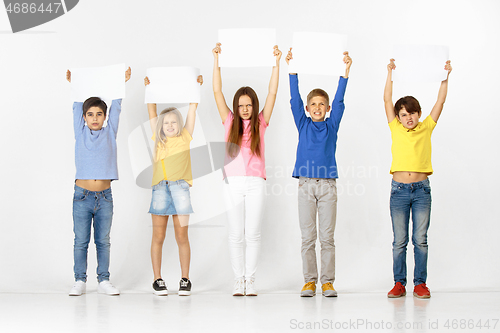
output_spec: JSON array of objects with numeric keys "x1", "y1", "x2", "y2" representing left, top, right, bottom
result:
[{"x1": 0, "y1": 292, "x2": 498, "y2": 333}]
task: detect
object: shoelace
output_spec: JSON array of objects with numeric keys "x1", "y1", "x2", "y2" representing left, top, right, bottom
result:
[
  {"x1": 323, "y1": 282, "x2": 333, "y2": 290},
  {"x1": 303, "y1": 281, "x2": 315, "y2": 289},
  {"x1": 416, "y1": 283, "x2": 429, "y2": 291},
  {"x1": 180, "y1": 280, "x2": 189, "y2": 287},
  {"x1": 157, "y1": 280, "x2": 166, "y2": 288},
  {"x1": 234, "y1": 279, "x2": 244, "y2": 290},
  {"x1": 246, "y1": 280, "x2": 254, "y2": 288}
]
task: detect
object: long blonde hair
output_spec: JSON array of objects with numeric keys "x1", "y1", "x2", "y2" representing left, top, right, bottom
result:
[{"x1": 154, "y1": 107, "x2": 184, "y2": 162}]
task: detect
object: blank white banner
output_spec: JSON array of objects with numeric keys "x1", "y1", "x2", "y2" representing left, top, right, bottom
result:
[
  {"x1": 392, "y1": 45, "x2": 450, "y2": 83},
  {"x1": 145, "y1": 67, "x2": 201, "y2": 104},
  {"x1": 288, "y1": 32, "x2": 347, "y2": 76},
  {"x1": 70, "y1": 63, "x2": 126, "y2": 102},
  {"x1": 218, "y1": 28, "x2": 276, "y2": 67}
]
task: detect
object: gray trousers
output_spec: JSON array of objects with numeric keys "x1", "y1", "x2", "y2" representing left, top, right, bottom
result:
[{"x1": 298, "y1": 177, "x2": 337, "y2": 285}]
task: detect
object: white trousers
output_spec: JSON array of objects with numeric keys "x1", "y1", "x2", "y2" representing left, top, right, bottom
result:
[{"x1": 224, "y1": 176, "x2": 266, "y2": 280}]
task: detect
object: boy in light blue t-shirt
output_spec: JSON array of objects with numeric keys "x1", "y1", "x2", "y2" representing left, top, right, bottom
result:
[{"x1": 66, "y1": 67, "x2": 130, "y2": 296}]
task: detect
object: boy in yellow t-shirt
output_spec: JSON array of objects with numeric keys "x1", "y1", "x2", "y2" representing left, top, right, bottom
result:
[{"x1": 383, "y1": 58, "x2": 452, "y2": 299}]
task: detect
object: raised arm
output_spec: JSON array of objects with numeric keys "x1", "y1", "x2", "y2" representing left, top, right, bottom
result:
[
  {"x1": 261, "y1": 45, "x2": 282, "y2": 125},
  {"x1": 286, "y1": 48, "x2": 306, "y2": 129},
  {"x1": 144, "y1": 76, "x2": 158, "y2": 133},
  {"x1": 212, "y1": 43, "x2": 231, "y2": 123},
  {"x1": 329, "y1": 52, "x2": 351, "y2": 127},
  {"x1": 107, "y1": 67, "x2": 129, "y2": 134},
  {"x1": 343, "y1": 51, "x2": 352, "y2": 78},
  {"x1": 184, "y1": 75, "x2": 204, "y2": 136},
  {"x1": 384, "y1": 59, "x2": 396, "y2": 123},
  {"x1": 285, "y1": 47, "x2": 296, "y2": 75},
  {"x1": 430, "y1": 61, "x2": 452, "y2": 123},
  {"x1": 67, "y1": 70, "x2": 85, "y2": 137},
  {"x1": 125, "y1": 67, "x2": 131, "y2": 82}
]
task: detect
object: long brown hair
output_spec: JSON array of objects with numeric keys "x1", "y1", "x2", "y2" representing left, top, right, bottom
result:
[{"x1": 227, "y1": 87, "x2": 261, "y2": 158}]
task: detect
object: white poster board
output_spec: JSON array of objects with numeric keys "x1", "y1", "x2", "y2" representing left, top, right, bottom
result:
[
  {"x1": 70, "y1": 63, "x2": 126, "y2": 102},
  {"x1": 218, "y1": 28, "x2": 276, "y2": 67},
  {"x1": 145, "y1": 67, "x2": 201, "y2": 104},
  {"x1": 392, "y1": 45, "x2": 450, "y2": 83},
  {"x1": 288, "y1": 32, "x2": 348, "y2": 76}
]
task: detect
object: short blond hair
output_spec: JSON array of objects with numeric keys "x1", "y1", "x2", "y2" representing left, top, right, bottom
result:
[{"x1": 307, "y1": 89, "x2": 329, "y2": 106}]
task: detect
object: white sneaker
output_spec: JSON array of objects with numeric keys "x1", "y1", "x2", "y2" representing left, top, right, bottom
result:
[
  {"x1": 245, "y1": 279, "x2": 258, "y2": 296},
  {"x1": 69, "y1": 281, "x2": 86, "y2": 296},
  {"x1": 233, "y1": 278, "x2": 245, "y2": 296},
  {"x1": 97, "y1": 280, "x2": 120, "y2": 295}
]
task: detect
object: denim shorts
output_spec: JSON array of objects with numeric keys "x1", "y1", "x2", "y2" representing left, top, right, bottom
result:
[{"x1": 148, "y1": 180, "x2": 194, "y2": 216}]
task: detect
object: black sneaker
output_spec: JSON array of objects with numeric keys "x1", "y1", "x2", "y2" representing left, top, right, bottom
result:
[
  {"x1": 179, "y1": 278, "x2": 191, "y2": 296},
  {"x1": 153, "y1": 278, "x2": 168, "y2": 296}
]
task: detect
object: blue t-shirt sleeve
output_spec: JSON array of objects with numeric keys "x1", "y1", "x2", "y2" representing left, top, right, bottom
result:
[
  {"x1": 329, "y1": 77, "x2": 348, "y2": 129},
  {"x1": 73, "y1": 102, "x2": 85, "y2": 139},
  {"x1": 289, "y1": 74, "x2": 306, "y2": 130},
  {"x1": 107, "y1": 99, "x2": 122, "y2": 137}
]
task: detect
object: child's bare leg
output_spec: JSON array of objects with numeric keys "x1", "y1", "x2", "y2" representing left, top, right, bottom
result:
[
  {"x1": 151, "y1": 214, "x2": 169, "y2": 280},
  {"x1": 173, "y1": 215, "x2": 190, "y2": 279}
]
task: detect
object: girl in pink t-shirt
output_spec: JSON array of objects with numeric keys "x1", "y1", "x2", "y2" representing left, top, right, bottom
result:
[{"x1": 212, "y1": 42, "x2": 281, "y2": 296}]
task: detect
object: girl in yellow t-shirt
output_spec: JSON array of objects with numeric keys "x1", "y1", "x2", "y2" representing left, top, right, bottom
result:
[{"x1": 144, "y1": 75, "x2": 202, "y2": 296}]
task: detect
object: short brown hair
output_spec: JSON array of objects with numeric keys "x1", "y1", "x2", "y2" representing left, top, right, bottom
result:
[
  {"x1": 83, "y1": 97, "x2": 107, "y2": 118},
  {"x1": 307, "y1": 89, "x2": 329, "y2": 106},
  {"x1": 394, "y1": 96, "x2": 421, "y2": 117}
]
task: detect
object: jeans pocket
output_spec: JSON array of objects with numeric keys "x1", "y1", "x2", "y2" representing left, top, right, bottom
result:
[
  {"x1": 103, "y1": 192, "x2": 113, "y2": 202},
  {"x1": 180, "y1": 180, "x2": 190, "y2": 190},
  {"x1": 390, "y1": 186, "x2": 400, "y2": 196},
  {"x1": 423, "y1": 186, "x2": 431, "y2": 194},
  {"x1": 298, "y1": 178, "x2": 307, "y2": 188},
  {"x1": 73, "y1": 192, "x2": 86, "y2": 201}
]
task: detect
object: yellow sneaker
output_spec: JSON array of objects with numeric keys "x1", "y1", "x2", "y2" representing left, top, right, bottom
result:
[
  {"x1": 300, "y1": 281, "x2": 316, "y2": 297},
  {"x1": 322, "y1": 282, "x2": 337, "y2": 297}
]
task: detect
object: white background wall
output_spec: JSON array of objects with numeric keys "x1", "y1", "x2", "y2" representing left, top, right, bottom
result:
[{"x1": 0, "y1": 0, "x2": 498, "y2": 293}]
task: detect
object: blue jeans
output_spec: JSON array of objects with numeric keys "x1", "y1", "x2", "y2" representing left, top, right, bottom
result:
[
  {"x1": 73, "y1": 185, "x2": 113, "y2": 282},
  {"x1": 390, "y1": 179, "x2": 431, "y2": 286}
]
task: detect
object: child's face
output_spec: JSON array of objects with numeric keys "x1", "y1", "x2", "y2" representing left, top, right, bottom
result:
[
  {"x1": 162, "y1": 113, "x2": 180, "y2": 138},
  {"x1": 237, "y1": 95, "x2": 253, "y2": 120},
  {"x1": 306, "y1": 96, "x2": 331, "y2": 122},
  {"x1": 85, "y1": 106, "x2": 106, "y2": 131},
  {"x1": 397, "y1": 106, "x2": 421, "y2": 130}
]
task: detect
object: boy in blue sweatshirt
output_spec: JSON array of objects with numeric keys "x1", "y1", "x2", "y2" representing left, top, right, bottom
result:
[{"x1": 286, "y1": 49, "x2": 351, "y2": 297}]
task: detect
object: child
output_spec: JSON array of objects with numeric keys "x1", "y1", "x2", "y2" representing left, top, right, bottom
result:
[
  {"x1": 212, "y1": 43, "x2": 281, "y2": 296},
  {"x1": 144, "y1": 75, "x2": 203, "y2": 296},
  {"x1": 66, "y1": 67, "x2": 131, "y2": 296},
  {"x1": 286, "y1": 48, "x2": 352, "y2": 297},
  {"x1": 384, "y1": 58, "x2": 452, "y2": 299}
]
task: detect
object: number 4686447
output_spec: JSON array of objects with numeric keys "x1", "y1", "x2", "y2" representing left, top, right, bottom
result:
[{"x1": 6, "y1": 2, "x2": 62, "y2": 14}]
